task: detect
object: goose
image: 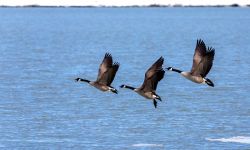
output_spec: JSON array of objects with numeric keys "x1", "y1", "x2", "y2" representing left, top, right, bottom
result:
[
  {"x1": 167, "y1": 39, "x2": 215, "y2": 87},
  {"x1": 120, "y1": 57, "x2": 165, "y2": 108},
  {"x1": 75, "y1": 53, "x2": 119, "y2": 94}
]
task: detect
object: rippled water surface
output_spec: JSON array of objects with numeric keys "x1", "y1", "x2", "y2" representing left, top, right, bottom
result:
[{"x1": 0, "y1": 7, "x2": 250, "y2": 149}]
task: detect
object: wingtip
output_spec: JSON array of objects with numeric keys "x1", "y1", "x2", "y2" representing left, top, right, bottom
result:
[
  {"x1": 156, "y1": 56, "x2": 164, "y2": 64},
  {"x1": 113, "y1": 62, "x2": 120, "y2": 66},
  {"x1": 197, "y1": 39, "x2": 205, "y2": 45},
  {"x1": 105, "y1": 52, "x2": 112, "y2": 58},
  {"x1": 196, "y1": 39, "x2": 207, "y2": 51},
  {"x1": 160, "y1": 56, "x2": 164, "y2": 61},
  {"x1": 208, "y1": 47, "x2": 215, "y2": 52}
]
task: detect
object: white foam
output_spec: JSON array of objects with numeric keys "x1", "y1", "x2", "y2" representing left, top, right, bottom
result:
[
  {"x1": 206, "y1": 136, "x2": 250, "y2": 144},
  {"x1": 132, "y1": 143, "x2": 163, "y2": 147}
]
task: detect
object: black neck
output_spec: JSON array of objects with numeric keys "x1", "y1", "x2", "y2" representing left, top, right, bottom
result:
[
  {"x1": 123, "y1": 85, "x2": 136, "y2": 90},
  {"x1": 76, "y1": 78, "x2": 90, "y2": 83},
  {"x1": 172, "y1": 68, "x2": 182, "y2": 73}
]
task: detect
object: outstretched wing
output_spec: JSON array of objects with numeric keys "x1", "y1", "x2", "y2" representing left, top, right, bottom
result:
[
  {"x1": 190, "y1": 39, "x2": 207, "y2": 75},
  {"x1": 141, "y1": 57, "x2": 165, "y2": 92},
  {"x1": 142, "y1": 69, "x2": 165, "y2": 92},
  {"x1": 192, "y1": 47, "x2": 215, "y2": 77},
  {"x1": 96, "y1": 53, "x2": 113, "y2": 83},
  {"x1": 105, "y1": 62, "x2": 120, "y2": 86}
]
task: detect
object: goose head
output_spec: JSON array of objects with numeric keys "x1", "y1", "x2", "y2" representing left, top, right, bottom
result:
[{"x1": 166, "y1": 67, "x2": 173, "y2": 71}]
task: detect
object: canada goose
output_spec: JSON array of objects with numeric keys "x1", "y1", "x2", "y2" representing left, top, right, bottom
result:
[
  {"x1": 120, "y1": 57, "x2": 165, "y2": 108},
  {"x1": 167, "y1": 39, "x2": 215, "y2": 87},
  {"x1": 75, "y1": 53, "x2": 119, "y2": 94}
]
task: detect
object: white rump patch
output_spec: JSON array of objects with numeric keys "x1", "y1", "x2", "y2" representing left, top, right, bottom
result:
[
  {"x1": 132, "y1": 143, "x2": 163, "y2": 147},
  {"x1": 108, "y1": 87, "x2": 114, "y2": 90},
  {"x1": 206, "y1": 136, "x2": 250, "y2": 144}
]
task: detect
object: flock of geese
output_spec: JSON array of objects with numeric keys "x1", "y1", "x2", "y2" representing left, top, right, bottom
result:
[{"x1": 75, "y1": 39, "x2": 215, "y2": 108}]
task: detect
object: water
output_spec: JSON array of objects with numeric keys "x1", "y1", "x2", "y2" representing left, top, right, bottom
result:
[{"x1": 0, "y1": 7, "x2": 250, "y2": 149}]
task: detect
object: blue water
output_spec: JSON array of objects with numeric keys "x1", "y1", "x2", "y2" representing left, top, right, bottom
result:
[{"x1": 0, "y1": 7, "x2": 250, "y2": 149}]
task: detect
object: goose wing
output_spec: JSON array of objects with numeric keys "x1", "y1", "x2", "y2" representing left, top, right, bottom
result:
[
  {"x1": 141, "y1": 57, "x2": 165, "y2": 92},
  {"x1": 105, "y1": 62, "x2": 119, "y2": 86},
  {"x1": 142, "y1": 69, "x2": 165, "y2": 92},
  {"x1": 192, "y1": 47, "x2": 215, "y2": 77},
  {"x1": 190, "y1": 39, "x2": 207, "y2": 75},
  {"x1": 96, "y1": 53, "x2": 113, "y2": 84}
]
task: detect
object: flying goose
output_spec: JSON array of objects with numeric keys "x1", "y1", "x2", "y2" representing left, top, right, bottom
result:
[
  {"x1": 120, "y1": 57, "x2": 165, "y2": 108},
  {"x1": 167, "y1": 39, "x2": 215, "y2": 87},
  {"x1": 75, "y1": 53, "x2": 119, "y2": 94}
]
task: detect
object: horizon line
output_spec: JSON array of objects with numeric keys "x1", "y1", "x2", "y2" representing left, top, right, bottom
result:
[{"x1": 0, "y1": 3, "x2": 249, "y2": 8}]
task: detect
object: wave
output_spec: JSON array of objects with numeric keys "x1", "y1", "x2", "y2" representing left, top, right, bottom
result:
[
  {"x1": 206, "y1": 136, "x2": 250, "y2": 144},
  {"x1": 132, "y1": 143, "x2": 163, "y2": 147}
]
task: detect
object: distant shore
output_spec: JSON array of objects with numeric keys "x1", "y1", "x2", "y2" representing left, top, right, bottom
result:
[{"x1": 0, "y1": 4, "x2": 250, "y2": 8}]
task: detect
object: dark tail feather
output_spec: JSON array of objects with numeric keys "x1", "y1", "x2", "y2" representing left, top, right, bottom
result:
[
  {"x1": 155, "y1": 94, "x2": 162, "y2": 101},
  {"x1": 110, "y1": 88, "x2": 118, "y2": 94},
  {"x1": 205, "y1": 78, "x2": 214, "y2": 87},
  {"x1": 153, "y1": 99, "x2": 157, "y2": 108}
]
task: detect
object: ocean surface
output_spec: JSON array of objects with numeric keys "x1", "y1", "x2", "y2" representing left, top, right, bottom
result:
[{"x1": 0, "y1": 7, "x2": 250, "y2": 149}]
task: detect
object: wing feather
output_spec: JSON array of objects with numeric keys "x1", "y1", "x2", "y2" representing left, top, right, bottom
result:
[
  {"x1": 193, "y1": 47, "x2": 215, "y2": 77},
  {"x1": 96, "y1": 53, "x2": 113, "y2": 83},
  {"x1": 141, "y1": 57, "x2": 165, "y2": 92},
  {"x1": 191, "y1": 39, "x2": 206, "y2": 74},
  {"x1": 97, "y1": 53, "x2": 119, "y2": 85},
  {"x1": 105, "y1": 62, "x2": 119, "y2": 86},
  {"x1": 191, "y1": 39, "x2": 215, "y2": 77}
]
